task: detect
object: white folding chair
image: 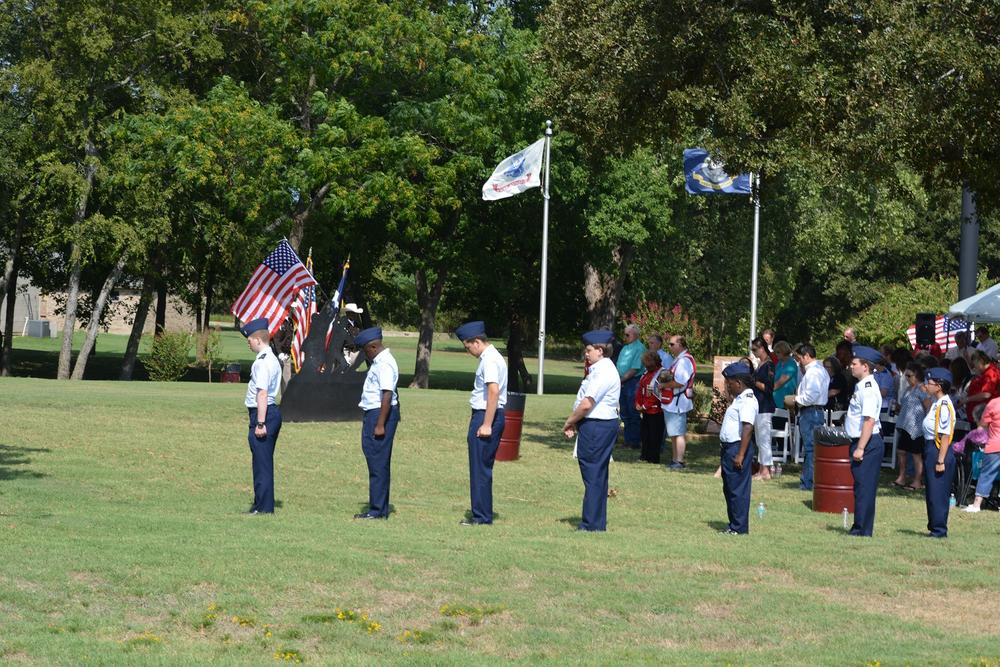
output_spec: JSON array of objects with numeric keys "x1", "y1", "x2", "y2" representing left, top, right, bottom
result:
[
  {"x1": 879, "y1": 414, "x2": 897, "y2": 468},
  {"x1": 771, "y1": 408, "x2": 791, "y2": 463}
]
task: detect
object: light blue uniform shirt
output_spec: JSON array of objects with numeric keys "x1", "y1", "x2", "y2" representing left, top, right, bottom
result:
[
  {"x1": 574, "y1": 357, "x2": 620, "y2": 419},
  {"x1": 844, "y1": 374, "x2": 882, "y2": 438},
  {"x1": 657, "y1": 349, "x2": 674, "y2": 370},
  {"x1": 245, "y1": 347, "x2": 281, "y2": 408},
  {"x1": 359, "y1": 348, "x2": 399, "y2": 410},
  {"x1": 470, "y1": 344, "x2": 508, "y2": 409},
  {"x1": 719, "y1": 389, "x2": 758, "y2": 443},
  {"x1": 922, "y1": 395, "x2": 956, "y2": 443}
]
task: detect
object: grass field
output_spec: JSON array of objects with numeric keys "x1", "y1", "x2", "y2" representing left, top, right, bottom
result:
[{"x1": 2, "y1": 376, "x2": 999, "y2": 665}]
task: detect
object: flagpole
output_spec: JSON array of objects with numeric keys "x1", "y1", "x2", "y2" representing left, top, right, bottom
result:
[
  {"x1": 749, "y1": 172, "x2": 760, "y2": 352},
  {"x1": 537, "y1": 120, "x2": 553, "y2": 396}
]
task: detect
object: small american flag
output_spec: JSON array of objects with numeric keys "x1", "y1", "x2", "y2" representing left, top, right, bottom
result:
[
  {"x1": 290, "y1": 256, "x2": 317, "y2": 372},
  {"x1": 324, "y1": 260, "x2": 350, "y2": 351},
  {"x1": 906, "y1": 315, "x2": 971, "y2": 349},
  {"x1": 231, "y1": 240, "x2": 317, "y2": 337}
]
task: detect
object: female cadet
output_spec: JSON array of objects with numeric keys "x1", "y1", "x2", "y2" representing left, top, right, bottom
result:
[
  {"x1": 845, "y1": 345, "x2": 885, "y2": 537},
  {"x1": 562, "y1": 330, "x2": 621, "y2": 532},
  {"x1": 921, "y1": 367, "x2": 956, "y2": 538},
  {"x1": 718, "y1": 362, "x2": 758, "y2": 534}
]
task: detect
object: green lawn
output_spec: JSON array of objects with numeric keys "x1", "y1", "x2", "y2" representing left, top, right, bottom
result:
[{"x1": 1, "y1": 377, "x2": 998, "y2": 665}]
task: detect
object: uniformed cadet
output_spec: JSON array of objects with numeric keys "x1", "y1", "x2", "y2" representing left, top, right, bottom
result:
[
  {"x1": 718, "y1": 362, "x2": 758, "y2": 535},
  {"x1": 562, "y1": 330, "x2": 621, "y2": 532},
  {"x1": 921, "y1": 367, "x2": 957, "y2": 538},
  {"x1": 844, "y1": 345, "x2": 885, "y2": 536},
  {"x1": 354, "y1": 327, "x2": 400, "y2": 520},
  {"x1": 456, "y1": 321, "x2": 507, "y2": 525},
  {"x1": 240, "y1": 318, "x2": 283, "y2": 514}
]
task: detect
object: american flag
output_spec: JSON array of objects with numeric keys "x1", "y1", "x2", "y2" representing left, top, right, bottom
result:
[
  {"x1": 905, "y1": 315, "x2": 971, "y2": 349},
  {"x1": 231, "y1": 240, "x2": 317, "y2": 337},
  {"x1": 324, "y1": 260, "x2": 350, "y2": 351},
  {"x1": 290, "y1": 255, "x2": 317, "y2": 372}
]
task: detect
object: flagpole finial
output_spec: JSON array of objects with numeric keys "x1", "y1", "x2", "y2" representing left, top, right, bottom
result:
[{"x1": 545, "y1": 119, "x2": 553, "y2": 135}]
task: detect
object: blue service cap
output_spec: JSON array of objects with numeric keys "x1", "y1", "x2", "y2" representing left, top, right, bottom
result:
[
  {"x1": 239, "y1": 317, "x2": 269, "y2": 338},
  {"x1": 925, "y1": 367, "x2": 952, "y2": 384},
  {"x1": 455, "y1": 320, "x2": 486, "y2": 341},
  {"x1": 722, "y1": 362, "x2": 753, "y2": 379},
  {"x1": 852, "y1": 345, "x2": 883, "y2": 366},
  {"x1": 582, "y1": 329, "x2": 614, "y2": 346},
  {"x1": 354, "y1": 327, "x2": 382, "y2": 347}
]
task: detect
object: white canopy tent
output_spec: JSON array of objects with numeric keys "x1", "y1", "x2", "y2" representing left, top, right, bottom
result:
[{"x1": 949, "y1": 282, "x2": 1000, "y2": 323}]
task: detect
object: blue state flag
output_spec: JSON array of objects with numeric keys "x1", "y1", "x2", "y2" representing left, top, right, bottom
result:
[{"x1": 683, "y1": 148, "x2": 751, "y2": 195}]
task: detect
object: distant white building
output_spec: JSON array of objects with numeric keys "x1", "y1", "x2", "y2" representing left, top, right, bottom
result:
[{"x1": 1, "y1": 278, "x2": 196, "y2": 337}]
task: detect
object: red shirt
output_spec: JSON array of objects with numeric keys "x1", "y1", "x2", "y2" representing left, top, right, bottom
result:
[
  {"x1": 966, "y1": 363, "x2": 1000, "y2": 421},
  {"x1": 635, "y1": 368, "x2": 662, "y2": 414}
]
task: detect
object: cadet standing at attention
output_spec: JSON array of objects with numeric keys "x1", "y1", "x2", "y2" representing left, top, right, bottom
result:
[
  {"x1": 354, "y1": 327, "x2": 400, "y2": 520},
  {"x1": 717, "y1": 362, "x2": 758, "y2": 535},
  {"x1": 921, "y1": 367, "x2": 956, "y2": 538},
  {"x1": 562, "y1": 330, "x2": 621, "y2": 532},
  {"x1": 456, "y1": 321, "x2": 507, "y2": 525},
  {"x1": 845, "y1": 345, "x2": 884, "y2": 536},
  {"x1": 241, "y1": 318, "x2": 282, "y2": 514}
]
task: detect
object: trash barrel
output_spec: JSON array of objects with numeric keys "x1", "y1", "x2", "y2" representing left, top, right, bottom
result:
[
  {"x1": 221, "y1": 362, "x2": 241, "y2": 383},
  {"x1": 496, "y1": 392, "x2": 526, "y2": 461},
  {"x1": 813, "y1": 425, "x2": 854, "y2": 513}
]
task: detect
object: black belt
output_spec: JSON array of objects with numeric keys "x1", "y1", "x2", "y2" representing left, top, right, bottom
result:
[{"x1": 800, "y1": 405, "x2": 824, "y2": 412}]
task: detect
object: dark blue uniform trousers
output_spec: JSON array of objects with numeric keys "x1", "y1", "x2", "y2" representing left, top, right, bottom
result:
[
  {"x1": 577, "y1": 418, "x2": 618, "y2": 531},
  {"x1": 849, "y1": 433, "x2": 884, "y2": 536},
  {"x1": 923, "y1": 438, "x2": 956, "y2": 538},
  {"x1": 467, "y1": 408, "x2": 505, "y2": 524},
  {"x1": 361, "y1": 405, "x2": 401, "y2": 517},
  {"x1": 721, "y1": 440, "x2": 756, "y2": 534},
  {"x1": 247, "y1": 405, "x2": 282, "y2": 513}
]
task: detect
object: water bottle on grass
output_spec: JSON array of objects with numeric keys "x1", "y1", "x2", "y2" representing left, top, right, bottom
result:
[
  {"x1": 757, "y1": 502, "x2": 766, "y2": 519},
  {"x1": 949, "y1": 493, "x2": 957, "y2": 509},
  {"x1": 842, "y1": 507, "x2": 849, "y2": 530}
]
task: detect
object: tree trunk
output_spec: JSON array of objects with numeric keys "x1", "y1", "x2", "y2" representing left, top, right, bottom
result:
[
  {"x1": 0, "y1": 212, "x2": 25, "y2": 377},
  {"x1": 71, "y1": 255, "x2": 126, "y2": 380},
  {"x1": 409, "y1": 266, "x2": 447, "y2": 389},
  {"x1": 57, "y1": 138, "x2": 99, "y2": 380},
  {"x1": 203, "y1": 268, "x2": 215, "y2": 330},
  {"x1": 120, "y1": 274, "x2": 155, "y2": 380},
  {"x1": 506, "y1": 312, "x2": 532, "y2": 394},
  {"x1": 155, "y1": 281, "x2": 167, "y2": 335},
  {"x1": 583, "y1": 243, "x2": 635, "y2": 330},
  {"x1": 288, "y1": 182, "x2": 331, "y2": 252}
]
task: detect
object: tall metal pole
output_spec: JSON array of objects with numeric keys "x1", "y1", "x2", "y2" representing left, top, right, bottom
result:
[
  {"x1": 537, "y1": 120, "x2": 553, "y2": 396},
  {"x1": 959, "y1": 182, "x2": 979, "y2": 301},
  {"x1": 749, "y1": 173, "x2": 760, "y2": 351}
]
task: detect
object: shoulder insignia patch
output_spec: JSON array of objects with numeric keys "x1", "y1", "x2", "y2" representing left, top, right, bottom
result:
[{"x1": 258, "y1": 352, "x2": 267, "y2": 360}]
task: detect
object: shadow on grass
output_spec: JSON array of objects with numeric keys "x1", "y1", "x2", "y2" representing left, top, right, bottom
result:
[
  {"x1": 705, "y1": 520, "x2": 730, "y2": 532},
  {"x1": 0, "y1": 443, "x2": 50, "y2": 481},
  {"x1": 557, "y1": 516, "x2": 582, "y2": 528}
]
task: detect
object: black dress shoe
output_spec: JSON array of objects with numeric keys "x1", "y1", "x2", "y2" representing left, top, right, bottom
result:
[
  {"x1": 354, "y1": 513, "x2": 386, "y2": 520},
  {"x1": 243, "y1": 509, "x2": 260, "y2": 515}
]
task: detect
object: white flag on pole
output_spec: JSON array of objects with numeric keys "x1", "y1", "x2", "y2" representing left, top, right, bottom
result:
[{"x1": 482, "y1": 138, "x2": 546, "y2": 201}]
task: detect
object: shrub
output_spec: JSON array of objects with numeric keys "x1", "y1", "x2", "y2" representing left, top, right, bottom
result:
[
  {"x1": 625, "y1": 302, "x2": 708, "y2": 360},
  {"x1": 196, "y1": 327, "x2": 223, "y2": 382},
  {"x1": 145, "y1": 331, "x2": 192, "y2": 382}
]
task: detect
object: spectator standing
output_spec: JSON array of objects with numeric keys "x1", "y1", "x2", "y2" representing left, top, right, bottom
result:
[
  {"x1": 976, "y1": 326, "x2": 998, "y2": 360},
  {"x1": 891, "y1": 362, "x2": 931, "y2": 491},
  {"x1": 949, "y1": 357, "x2": 972, "y2": 406},
  {"x1": 824, "y1": 356, "x2": 849, "y2": 411},
  {"x1": 964, "y1": 392, "x2": 1000, "y2": 513},
  {"x1": 635, "y1": 351, "x2": 664, "y2": 464},
  {"x1": 771, "y1": 341, "x2": 798, "y2": 408},
  {"x1": 750, "y1": 337, "x2": 775, "y2": 480},
  {"x1": 616, "y1": 324, "x2": 646, "y2": 449},
  {"x1": 647, "y1": 333, "x2": 673, "y2": 371},
  {"x1": 661, "y1": 335, "x2": 697, "y2": 469},
  {"x1": 793, "y1": 344, "x2": 830, "y2": 491},
  {"x1": 960, "y1": 351, "x2": 1000, "y2": 423},
  {"x1": 843, "y1": 327, "x2": 857, "y2": 344},
  {"x1": 945, "y1": 331, "x2": 973, "y2": 365}
]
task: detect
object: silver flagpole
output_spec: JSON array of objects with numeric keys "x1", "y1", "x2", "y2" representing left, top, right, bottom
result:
[
  {"x1": 537, "y1": 120, "x2": 553, "y2": 396},
  {"x1": 749, "y1": 172, "x2": 760, "y2": 352}
]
